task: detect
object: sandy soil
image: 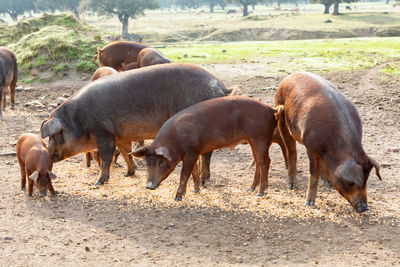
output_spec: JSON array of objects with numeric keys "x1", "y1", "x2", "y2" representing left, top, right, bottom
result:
[{"x1": 0, "y1": 64, "x2": 399, "y2": 266}]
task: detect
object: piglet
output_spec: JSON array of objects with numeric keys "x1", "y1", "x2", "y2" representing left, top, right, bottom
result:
[
  {"x1": 131, "y1": 96, "x2": 283, "y2": 201},
  {"x1": 16, "y1": 133, "x2": 57, "y2": 197}
]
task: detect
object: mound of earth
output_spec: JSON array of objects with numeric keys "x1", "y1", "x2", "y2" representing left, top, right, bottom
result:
[{"x1": 0, "y1": 14, "x2": 107, "y2": 82}]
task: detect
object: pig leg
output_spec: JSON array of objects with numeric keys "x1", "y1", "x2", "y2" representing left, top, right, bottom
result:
[
  {"x1": 113, "y1": 148, "x2": 121, "y2": 165},
  {"x1": 48, "y1": 182, "x2": 56, "y2": 197},
  {"x1": 200, "y1": 152, "x2": 212, "y2": 185},
  {"x1": 27, "y1": 170, "x2": 34, "y2": 197},
  {"x1": 18, "y1": 159, "x2": 26, "y2": 190},
  {"x1": 305, "y1": 150, "x2": 321, "y2": 207},
  {"x1": 10, "y1": 75, "x2": 16, "y2": 109},
  {"x1": 0, "y1": 86, "x2": 3, "y2": 116},
  {"x1": 85, "y1": 152, "x2": 91, "y2": 167},
  {"x1": 251, "y1": 143, "x2": 271, "y2": 197},
  {"x1": 278, "y1": 117, "x2": 297, "y2": 189},
  {"x1": 95, "y1": 138, "x2": 115, "y2": 185},
  {"x1": 1, "y1": 85, "x2": 6, "y2": 111},
  {"x1": 249, "y1": 166, "x2": 260, "y2": 192},
  {"x1": 117, "y1": 142, "x2": 137, "y2": 177},
  {"x1": 175, "y1": 154, "x2": 198, "y2": 201},
  {"x1": 192, "y1": 160, "x2": 201, "y2": 193}
]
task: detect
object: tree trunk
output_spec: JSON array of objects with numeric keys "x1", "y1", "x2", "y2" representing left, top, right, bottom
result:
[
  {"x1": 324, "y1": 3, "x2": 331, "y2": 14},
  {"x1": 9, "y1": 12, "x2": 18, "y2": 21},
  {"x1": 333, "y1": 2, "x2": 339, "y2": 15},
  {"x1": 210, "y1": 3, "x2": 214, "y2": 13},
  {"x1": 385, "y1": 0, "x2": 389, "y2": 3},
  {"x1": 72, "y1": 8, "x2": 80, "y2": 20},
  {"x1": 118, "y1": 14, "x2": 129, "y2": 37},
  {"x1": 243, "y1": 4, "x2": 249, "y2": 16},
  {"x1": 295, "y1": 0, "x2": 298, "y2": 7}
]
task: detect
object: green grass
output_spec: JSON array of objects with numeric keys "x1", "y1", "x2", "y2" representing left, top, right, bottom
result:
[
  {"x1": 380, "y1": 61, "x2": 400, "y2": 75},
  {"x1": 161, "y1": 37, "x2": 400, "y2": 73}
]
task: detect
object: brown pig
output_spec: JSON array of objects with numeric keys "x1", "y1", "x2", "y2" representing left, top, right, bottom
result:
[
  {"x1": 16, "y1": 133, "x2": 57, "y2": 197},
  {"x1": 91, "y1": 66, "x2": 118, "y2": 81},
  {"x1": 136, "y1": 48, "x2": 170, "y2": 68},
  {"x1": 0, "y1": 47, "x2": 18, "y2": 117},
  {"x1": 275, "y1": 72, "x2": 381, "y2": 212},
  {"x1": 92, "y1": 41, "x2": 149, "y2": 71},
  {"x1": 131, "y1": 96, "x2": 283, "y2": 201}
]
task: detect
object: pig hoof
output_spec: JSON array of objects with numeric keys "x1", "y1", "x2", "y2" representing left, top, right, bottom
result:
[
  {"x1": 257, "y1": 192, "x2": 264, "y2": 197},
  {"x1": 305, "y1": 200, "x2": 315, "y2": 207},
  {"x1": 28, "y1": 194, "x2": 33, "y2": 197},
  {"x1": 124, "y1": 172, "x2": 135, "y2": 177},
  {"x1": 193, "y1": 189, "x2": 200, "y2": 193},
  {"x1": 174, "y1": 196, "x2": 182, "y2": 201},
  {"x1": 10, "y1": 105, "x2": 15, "y2": 110},
  {"x1": 288, "y1": 183, "x2": 296, "y2": 190},
  {"x1": 51, "y1": 192, "x2": 57, "y2": 197},
  {"x1": 94, "y1": 180, "x2": 104, "y2": 186},
  {"x1": 247, "y1": 187, "x2": 255, "y2": 192},
  {"x1": 21, "y1": 186, "x2": 26, "y2": 191}
]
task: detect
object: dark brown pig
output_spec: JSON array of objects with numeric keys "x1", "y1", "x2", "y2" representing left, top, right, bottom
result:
[
  {"x1": 92, "y1": 41, "x2": 149, "y2": 71},
  {"x1": 0, "y1": 47, "x2": 18, "y2": 117},
  {"x1": 131, "y1": 96, "x2": 283, "y2": 201},
  {"x1": 275, "y1": 72, "x2": 381, "y2": 212},
  {"x1": 40, "y1": 63, "x2": 229, "y2": 186},
  {"x1": 16, "y1": 133, "x2": 57, "y2": 197},
  {"x1": 91, "y1": 66, "x2": 118, "y2": 81}
]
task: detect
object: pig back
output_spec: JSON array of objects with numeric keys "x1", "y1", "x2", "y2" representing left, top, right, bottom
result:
[{"x1": 58, "y1": 63, "x2": 227, "y2": 136}]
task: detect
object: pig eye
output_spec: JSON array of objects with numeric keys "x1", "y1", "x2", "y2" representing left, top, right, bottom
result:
[{"x1": 158, "y1": 160, "x2": 164, "y2": 167}]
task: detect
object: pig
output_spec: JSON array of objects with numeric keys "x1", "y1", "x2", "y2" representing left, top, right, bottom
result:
[
  {"x1": 40, "y1": 63, "x2": 229, "y2": 186},
  {"x1": 92, "y1": 41, "x2": 149, "y2": 71},
  {"x1": 131, "y1": 96, "x2": 283, "y2": 201},
  {"x1": 86, "y1": 149, "x2": 120, "y2": 168},
  {"x1": 121, "y1": 62, "x2": 138, "y2": 71},
  {"x1": 275, "y1": 72, "x2": 381, "y2": 212},
  {"x1": 0, "y1": 47, "x2": 18, "y2": 117},
  {"x1": 91, "y1": 66, "x2": 118, "y2": 81},
  {"x1": 136, "y1": 48, "x2": 170, "y2": 68},
  {"x1": 16, "y1": 133, "x2": 57, "y2": 197},
  {"x1": 120, "y1": 48, "x2": 170, "y2": 71}
]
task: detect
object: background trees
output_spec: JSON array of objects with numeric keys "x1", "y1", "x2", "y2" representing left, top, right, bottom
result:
[
  {"x1": 87, "y1": 0, "x2": 159, "y2": 37},
  {"x1": 0, "y1": 0, "x2": 35, "y2": 21}
]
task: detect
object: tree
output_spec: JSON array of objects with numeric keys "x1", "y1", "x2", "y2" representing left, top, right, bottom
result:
[
  {"x1": 36, "y1": 0, "x2": 82, "y2": 18},
  {"x1": 231, "y1": 0, "x2": 251, "y2": 16},
  {"x1": 0, "y1": 0, "x2": 35, "y2": 21},
  {"x1": 204, "y1": 0, "x2": 227, "y2": 12},
  {"x1": 88, "y1": 0, "x2": 159, "y2": 37},
  {"x1": 310, "y1": 0, "x2": 355, "y2": 14},
  {"x1": 175, "y1": 0, "x2": 202, "y2": 9}
]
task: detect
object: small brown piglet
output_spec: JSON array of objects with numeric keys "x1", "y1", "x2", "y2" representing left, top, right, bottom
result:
[
  {"x1": 131, "y1": 96, "x2": 283, "y2": 201},
  {"x1": 16, "y1": 133, "x2": 57, "y2": 197}
]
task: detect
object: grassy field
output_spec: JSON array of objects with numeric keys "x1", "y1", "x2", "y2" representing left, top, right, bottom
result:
[
  {"x1": 159, "y1": 37, "x2": 400, "y2": 73},
  {"x1": 86, "y1": 3, "x2": 400, "y2": 43}
]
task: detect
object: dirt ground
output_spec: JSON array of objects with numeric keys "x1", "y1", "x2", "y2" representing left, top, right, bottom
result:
[{"x1": 0, "y1": 64, "x2": 399, "y2": 266}]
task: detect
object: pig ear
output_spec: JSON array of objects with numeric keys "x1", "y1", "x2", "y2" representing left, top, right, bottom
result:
[
  {"x1": 369, "y1": 157, "x2": 382, "y2": 180},
  {"x1": 29, "y1": 171, "x2": 39, "y2": 182},
  {"x1": 336, "y1": 159, "x2": 364, "y2": 187},
  {"x1": 129, "y1": 146, "x2": 147, "y2": 158},
  {"x1": 41, "y1": 118, "x2": 63, "y2": 139},
  {"x1": 48, "y1": 171, "x2": 57, "y2": 180},
  {"x1": 155, "y1": 147, "x2": 172, "y2": 161}
]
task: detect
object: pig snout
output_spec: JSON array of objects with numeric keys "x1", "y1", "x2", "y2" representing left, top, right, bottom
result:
[
  {"x1": 38, "y1": 190, "x2": 47, "y2": 197},
  {"x1": 355, "y1": 201, "x2": 368, "y2": 213},
  {"x1": 146, "y1": 180, "x2": 159, "y2": 190}
]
